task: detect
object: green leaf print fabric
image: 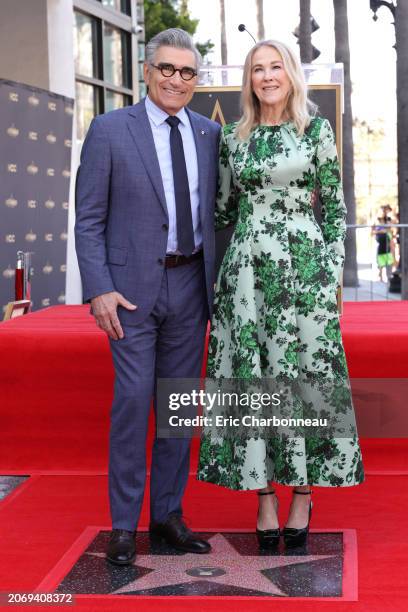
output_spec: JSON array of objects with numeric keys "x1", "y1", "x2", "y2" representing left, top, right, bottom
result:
[{"x1": 197, "y1": 117, "x2": 364, "y2": 490}]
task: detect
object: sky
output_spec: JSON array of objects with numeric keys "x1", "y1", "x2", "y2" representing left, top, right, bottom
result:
[{"x1": 188, "y1": 0, "x2": 397, "y2": 126}]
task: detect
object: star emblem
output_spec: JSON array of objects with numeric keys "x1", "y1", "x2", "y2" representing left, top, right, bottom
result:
[{"x1": 87, "y1": 533, "x2": 336, "y2": 596}]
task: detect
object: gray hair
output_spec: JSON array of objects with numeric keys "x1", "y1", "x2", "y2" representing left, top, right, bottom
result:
[{"x1": 145, "y1": 28, "x2": 202, "y2": 70}]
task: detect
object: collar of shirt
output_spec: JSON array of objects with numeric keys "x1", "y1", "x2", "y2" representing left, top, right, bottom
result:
[{"x1": 145, "y1": 95, "x2": 189, "y2": 128}]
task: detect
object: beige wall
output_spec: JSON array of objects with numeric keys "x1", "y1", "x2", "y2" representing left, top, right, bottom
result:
[
  {"x1": 0, "y1": 0, "x2": 75, "y2": 97},
  {"x1": 0, "y1": 0, "x2": 50, "y2": 90}
]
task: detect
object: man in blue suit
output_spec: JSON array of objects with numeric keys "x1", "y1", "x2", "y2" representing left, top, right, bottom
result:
[{"x1": 75, "y1": 28, "x2": 220, "y2": 565}]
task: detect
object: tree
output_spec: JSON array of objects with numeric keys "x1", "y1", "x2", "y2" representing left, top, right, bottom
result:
[
  {"x1": 144, "y1": 0, "x2": 214, "y2": 60},
  {"x1": 256, "y1": 0, "x2": 265, "y2": 41},
  {"x1": 294, "y1": 1, "x2": 320, "y2": 62},
  {"x1": 298, "y1": 0, "x2": 313, "y2": 63},
  {"x1": 333, "y1": 0, "x2": 358, "y2": 286},
  {"x1": 220, "y1": 0, "x2": 227, "y2": 65}
]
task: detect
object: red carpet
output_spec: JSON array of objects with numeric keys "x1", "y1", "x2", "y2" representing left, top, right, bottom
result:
[
  {"x1": 0, "y1": 474, "x2": 408, "y2": 610},
  {"x1": 0, "y1": 303, "x2": 407, "y2": 473},
  {"x1": 1, "y1": 303, "x2": 408, "y2": 609}
]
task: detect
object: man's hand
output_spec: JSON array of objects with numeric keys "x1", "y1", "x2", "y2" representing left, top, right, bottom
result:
[{"x1": 91, "y1": 291, "x2": 137, "y2": 340}]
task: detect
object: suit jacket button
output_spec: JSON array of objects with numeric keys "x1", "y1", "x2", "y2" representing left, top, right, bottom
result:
[
  {"x1": 158, "y1": 258, "x2": 164, "y2": 265},
  {"x1": 162, "y1": 223, "x2": 168, "y2": 231}
]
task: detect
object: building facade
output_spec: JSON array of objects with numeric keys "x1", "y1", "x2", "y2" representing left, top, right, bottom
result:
[{"x1": 0, "y1": 0, "x2": 145, "y2": 304}]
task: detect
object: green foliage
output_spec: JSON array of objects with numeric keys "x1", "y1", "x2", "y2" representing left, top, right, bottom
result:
[{"x1": 144, "y1": 0, "x2": 214, "y2": 60}]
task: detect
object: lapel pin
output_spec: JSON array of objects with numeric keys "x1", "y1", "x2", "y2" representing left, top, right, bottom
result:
[{"x1": 201, "y1": 130, "x2": 206, "y2": 135}]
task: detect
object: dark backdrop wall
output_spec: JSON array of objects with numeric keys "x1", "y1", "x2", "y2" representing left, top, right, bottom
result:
[
  {"x1": 0, "y1": 79, "x2": 74, "y2": 313},
  {"x1": 190, "y1": 84, "x2": 342, "y2": 273}
]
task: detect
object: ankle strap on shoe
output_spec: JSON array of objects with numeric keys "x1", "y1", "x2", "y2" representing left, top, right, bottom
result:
[
  {"x1": 293, "y1": 489, "x2": 312, "y2": 495},
  {"x1": 257, "y1": 490, "x2": 275, "y2": 496}
]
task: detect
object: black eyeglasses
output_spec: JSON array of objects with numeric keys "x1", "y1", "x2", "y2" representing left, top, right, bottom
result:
[{"x1": 151, "y1": 63, "x2": 197, "y2": 81}]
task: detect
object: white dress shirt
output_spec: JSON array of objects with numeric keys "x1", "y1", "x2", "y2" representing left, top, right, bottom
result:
[{"x1": 145, "y1": 95, "x2": 202, "y2": 254}]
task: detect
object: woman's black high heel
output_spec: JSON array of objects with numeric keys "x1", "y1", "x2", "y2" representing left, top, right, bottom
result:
[
  {"x1": 256, "y1": 490, "x2": 280, "y2": 548},
  {"x1": 282, "y1": 489, "x2": 313, "y2": 547}
]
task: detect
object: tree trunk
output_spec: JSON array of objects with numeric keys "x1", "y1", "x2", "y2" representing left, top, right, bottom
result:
[
  {"x1": 299, "y1": 0, "x2": 313, "y2": 63},
  {"x1": 220, "y1": 0, "x2": 227, "y2": 65},
  {"x1": 333, "y1": 0, "x2": 358, "y2": 286},
  {"x1": 396, "y1": 0, "x2": 408, "y2": 298},
  {"x1": 256, "y1": 0, "x2": 265, "y2": 41}
]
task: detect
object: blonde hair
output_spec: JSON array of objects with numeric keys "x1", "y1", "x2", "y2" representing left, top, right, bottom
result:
[{"x1": 236, "y1": 40, "x2": 316, "y2": 140}]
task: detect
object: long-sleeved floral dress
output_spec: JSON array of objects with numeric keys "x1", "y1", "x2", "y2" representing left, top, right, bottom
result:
[{"x1": 197, "y1": 117, "x2": 364, "y2": 490}]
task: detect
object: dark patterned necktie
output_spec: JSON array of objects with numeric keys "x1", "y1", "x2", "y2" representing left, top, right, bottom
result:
[{"x1": 165, "y1": 115, "x2": 194, "y2": 257}]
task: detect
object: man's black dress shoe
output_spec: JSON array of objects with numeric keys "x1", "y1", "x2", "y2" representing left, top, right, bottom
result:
[
  {"x1": 149, "y1": 513, "x2": 211, "y2": 554},
  {"x1": 106, "y1": 529, "x2": 136, "y2": 565}
]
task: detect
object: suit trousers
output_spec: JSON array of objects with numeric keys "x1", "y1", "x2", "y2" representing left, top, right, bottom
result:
[{"x1": 108, "y1": 258, "x2": 208, "y2": 530}]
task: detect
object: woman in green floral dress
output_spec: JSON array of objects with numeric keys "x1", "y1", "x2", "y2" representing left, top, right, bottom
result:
[{"x1": 197, "y1": 40, "x2": 364, "y2": 546}]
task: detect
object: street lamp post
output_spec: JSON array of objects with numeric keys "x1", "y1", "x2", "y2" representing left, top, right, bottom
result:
[
  {"x1": 370, "y1": 0, "x2": 395, "y2": 21},
  {"x1": 370, "y1": 0, "x2": 408, "y2": 298}
]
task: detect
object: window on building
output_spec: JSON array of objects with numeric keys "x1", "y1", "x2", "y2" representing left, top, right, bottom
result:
[
  {"x1": 73, "y1": 12, "x2": 99, "y2": 79},
  {"x1": 105, "y1": 90, "x2": 129, "y2": 112},
  {"x1": 98, "y1": 0, "x2": 131, "y2": 15},
  {"x1": 76, "y1": 81, "x2": 102, "y2": 143},
  {"x1": 103, "y1": 23, "x2": 131, "y2": 88},
  {"x1": 73, "y1": 5, "x2": 135, "y2": 141}
]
